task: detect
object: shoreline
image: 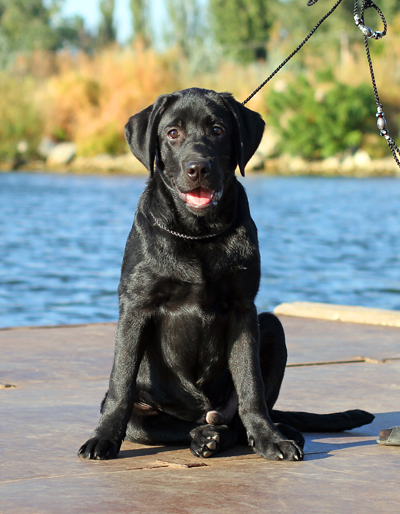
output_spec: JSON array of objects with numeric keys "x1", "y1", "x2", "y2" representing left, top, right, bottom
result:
[{"x1": 1, "y1": 152, "x2": 400, "y2": 177}]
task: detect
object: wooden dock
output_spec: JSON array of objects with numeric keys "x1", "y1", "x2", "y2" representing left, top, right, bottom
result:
[{"x1": 1, "y1": 307, "x2": 400, "y2": 513}]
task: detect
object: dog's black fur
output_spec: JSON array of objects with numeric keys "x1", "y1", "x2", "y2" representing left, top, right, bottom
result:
[{"x1": 78, "y1": 88, "x2": 374, "y2": 462}]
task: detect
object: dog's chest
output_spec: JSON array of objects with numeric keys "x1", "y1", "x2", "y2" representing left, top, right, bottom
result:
[
  {"x1": 126, "y1": 219, "x2": 260, "y2": 317},
  {"x1": 146, "y1": 274, "x2": 233, "y2": 314},
  {"x1": 135, "y1": 231, "x2": 260, "y2": 392},
  {"x1": 147, "y1": 247, "x2": 256, "y2": 314}
]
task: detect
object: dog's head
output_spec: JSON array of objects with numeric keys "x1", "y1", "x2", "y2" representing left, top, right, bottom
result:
[{"x1": 125, "y1": 88, "x2": 264, "y2": 215}]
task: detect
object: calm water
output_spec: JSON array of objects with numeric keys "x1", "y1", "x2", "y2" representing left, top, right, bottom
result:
[{"x1": 1, "y1": 172, "x2": 400, "y2": 328}]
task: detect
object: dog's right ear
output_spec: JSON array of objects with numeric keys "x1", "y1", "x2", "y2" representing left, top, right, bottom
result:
[{"x1": 125, "y1": 94, "x2": 173, "y2": 176}]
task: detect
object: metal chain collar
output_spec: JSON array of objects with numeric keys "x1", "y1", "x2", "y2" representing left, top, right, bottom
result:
[
  {"x1": 149, "y1": 213, "x2": 229, "y2": 240},
  {"x1": 243, "y1": 0, "x2": 400, "y2": 170}
]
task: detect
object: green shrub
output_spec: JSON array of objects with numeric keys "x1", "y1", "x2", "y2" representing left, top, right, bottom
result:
[
  {"x1": 77, "y1": 123, "x2": 126, "y2": 157},
  {"x1": 0, "y1": 73, "x2": 44, "y2": 159},
  {"x1": 265, "y1": 76, "x2": 376, "y2": 159}
]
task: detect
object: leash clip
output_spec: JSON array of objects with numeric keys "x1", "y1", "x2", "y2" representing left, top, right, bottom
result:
[{"x1": 354, "y1": 14, "x2": 384, "y2": 39}]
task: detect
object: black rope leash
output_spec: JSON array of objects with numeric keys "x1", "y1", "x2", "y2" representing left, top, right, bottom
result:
[
  {"x1": 354, "y1": 0, "x2": 400, "y2": 167},
  {"x1": 242, "y1": 0, "x2": 345, "y2": 105},
  {"x1": 243, "y1": 0, "x2": 400, "y2": 170}
]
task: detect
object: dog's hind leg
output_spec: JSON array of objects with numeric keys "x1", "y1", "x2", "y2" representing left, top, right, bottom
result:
[
  {"x1": 258, "y1": 312, "x2": 374, "y2": 433},
  {"x1": 257, "y1": 311, "x2": 288, "y2": 412},
  {"x1": 125, "y1": 404, "x2": 197, "y2": 445},
  {"x1": 125, "y1": 404, "x2": 238, "y2": 457}
]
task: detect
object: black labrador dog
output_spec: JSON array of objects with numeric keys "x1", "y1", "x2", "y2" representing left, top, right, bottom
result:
[{"x1": 79, "y1": 88, "x2": 373, "y2": 462}]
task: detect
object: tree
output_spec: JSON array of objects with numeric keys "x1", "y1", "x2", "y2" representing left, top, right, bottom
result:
[
  {"x1": 269, "y1": 0, "x2": 400, "y2": 47},
  {"x1": 56, "y1": 15, "x2": 97, "y2": 54},
  {"x1": 0, "y1": 0, "x2": 95, "y2": 56},
  {"x1": 0, "y1": 0, "x2": 61, "y2": 52},
  {"x1": 130, "y1": 0, "x2": 151, "y2": 46},
  {"x1": 208, "y1": 0, "x2": 271, "y2": 63},
  {"x1": 97, "y1": 0, "x2": 116, "y2": 47},
  {"x1": 164, "y1": 0, "x2": 205, "y2": 57}
]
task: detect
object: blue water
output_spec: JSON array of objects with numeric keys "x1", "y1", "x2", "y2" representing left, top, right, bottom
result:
[{"x1": 1, "y1": 172, "x2": 400, "y2": 328}]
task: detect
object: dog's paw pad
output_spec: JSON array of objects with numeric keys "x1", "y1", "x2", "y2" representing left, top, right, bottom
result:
[
  {"x1": 190, "y1": 425, "x2": 223, "y2": 458},
  {"x1": 206, "y1": 440, "x2": 217, "y2": 451},
  {"x1": 198, "y1": 436, "x2": 219, "y2": 458}
]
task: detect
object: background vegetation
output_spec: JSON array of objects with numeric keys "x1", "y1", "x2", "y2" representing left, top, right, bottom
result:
[{"x1": 1, "y1": 0, "x2": 400, "y2": 164}]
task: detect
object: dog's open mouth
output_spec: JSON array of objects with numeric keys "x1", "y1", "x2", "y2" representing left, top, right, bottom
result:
[{"x1": 177, "y1": 187, "x2": 223, "y2": 208}]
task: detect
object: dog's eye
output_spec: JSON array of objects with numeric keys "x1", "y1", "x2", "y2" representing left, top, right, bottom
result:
[
  {"x1": 212, "y1": 126, "x2": 223, "y2": 136},
  {"x1": 167, "y1": 129, "x2": 179, "y2": 139}
]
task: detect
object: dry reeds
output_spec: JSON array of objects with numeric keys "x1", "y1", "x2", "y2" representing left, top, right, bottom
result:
[{"x1": 1, "y1": 23, "x2": 399, "y2": 160}]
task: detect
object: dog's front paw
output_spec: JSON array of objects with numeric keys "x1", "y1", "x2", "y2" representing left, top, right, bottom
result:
[
  {"x1": 250, "y1": 436, "x2": 304, "y2": 461},
  {"x1": 78, "y1": 437, "x2": 120, "y2": 460}
]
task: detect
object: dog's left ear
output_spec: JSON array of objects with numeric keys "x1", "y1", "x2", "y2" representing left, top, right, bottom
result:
[
  {"x1": 125, "y1": 94, "x2": 175, "y2": 175},
  {"x1": 222, "y1": 94, "x2": 265, "y2": 176}
]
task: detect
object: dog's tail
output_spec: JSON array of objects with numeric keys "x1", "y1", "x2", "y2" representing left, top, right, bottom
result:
[{"x1": 271, "y1": 409, "x2": 374, "y2": 432}]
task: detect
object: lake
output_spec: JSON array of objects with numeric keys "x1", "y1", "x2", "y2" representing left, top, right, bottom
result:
[{"x1": 1, "y1": 172, "x2": 400, "y2": 328}]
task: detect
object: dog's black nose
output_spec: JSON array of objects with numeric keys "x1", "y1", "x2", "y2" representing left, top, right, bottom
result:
[{"x1": 185, "y1": 161, "x2": 211, "y2": 181}]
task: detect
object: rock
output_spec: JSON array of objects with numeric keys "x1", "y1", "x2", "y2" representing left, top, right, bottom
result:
[
  {"x1": 37, "y1": 137, "x2": 57, "y2": 159},
  {"x1": 47, "y1": 142, "x2": 77, "y2": 166},
  {"x1": 17, "y1": 140, "x2": 28, "y2": 154},
  {"x1": 71, "y1": 153, "x2": 147, "y2": 174},
  {"x1": 246, "y1": 151, "x2": 265, "y2": 171},
  {"x1": 288, "y1": 156, "x2": 308, "y2": 173},
  {"x1": 246, "y1": 130, "x2": 278, "y2": 171},
  {"x1": 340, "y1": 155, "x2": 355, "y2": 172},
  {"x1": 353, "y1": 149, "x2": 371, "y2": 167},
  {"x1": 320, "y1": 156, "x2": 340, "y2": 172},
  {"x1": 258, "y1": 129, "x2": 279, "y2": 158}
]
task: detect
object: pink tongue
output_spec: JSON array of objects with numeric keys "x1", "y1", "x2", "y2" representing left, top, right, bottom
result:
[{"x1": 186, "y1": 188, "x2": 213, "y2": 206}]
